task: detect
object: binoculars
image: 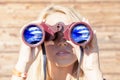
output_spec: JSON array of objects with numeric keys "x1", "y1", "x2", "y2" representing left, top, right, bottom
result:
[{"x1": 21, "y1": 21, "x2": 93, "y2": 47}]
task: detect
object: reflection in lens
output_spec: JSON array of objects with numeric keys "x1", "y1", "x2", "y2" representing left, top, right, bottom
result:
[
  {"x1": 23, "y1": 24, "x2": 43, "y2": 44},
  {"x1": 71, "y1": 24, "x2": 90, "y2": 44}
]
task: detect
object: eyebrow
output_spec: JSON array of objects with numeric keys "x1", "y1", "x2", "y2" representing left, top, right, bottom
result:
[{"x1": 54, "y1": 10, "x2": 66, "y2": 14}]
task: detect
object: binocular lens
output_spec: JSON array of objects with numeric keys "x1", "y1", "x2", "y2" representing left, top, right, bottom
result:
[
  {"x1": 23, "y1": 24, "x2": 43, "y2": 45},
  {"x1": 71, "y1": 24, "x2": 90, "y2": 44}
]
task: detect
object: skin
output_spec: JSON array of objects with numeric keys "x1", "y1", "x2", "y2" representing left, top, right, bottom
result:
[
  {"x1": 11, "y1": 12, "x2": 103, "y2": 80},
  {"x1": 44, "y1": 12, "x2": 79, "y2": 80}
]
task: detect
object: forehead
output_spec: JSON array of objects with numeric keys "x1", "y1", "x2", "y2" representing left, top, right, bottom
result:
[{"x1": 45, "y1": 12, "x2": 73, "y2": 25}]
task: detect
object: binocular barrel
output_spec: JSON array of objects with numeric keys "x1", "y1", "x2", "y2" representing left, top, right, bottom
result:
[
  {"x1": 21, "y1": 23, "x2": 45, "y2": 47},
  {"x1": 21, "y1": 22, "x2": 93, "y2": 47},
  {"x1": 68, "y1": 22, "x2": 93, "y2": 46}
]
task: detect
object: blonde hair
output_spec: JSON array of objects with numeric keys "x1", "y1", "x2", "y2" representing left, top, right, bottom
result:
[{"x1": 26, "y1": 5, "x2": 85, "y2": 80}]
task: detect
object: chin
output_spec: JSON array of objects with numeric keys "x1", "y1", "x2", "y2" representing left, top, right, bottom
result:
[{"x1": 55, "y1": 59, "x2": 77, "y2": 67}]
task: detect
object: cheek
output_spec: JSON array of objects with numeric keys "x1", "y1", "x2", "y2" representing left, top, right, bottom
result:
[
  {"x1": 72, "y1": 48, "x2": 79, "y2": 56},
  {"x1": 45, "y1": 45, "x2": 57, "y2": 61},
  {"x1": 72, "y1": 46, "x2": 82, "y2": 63}
]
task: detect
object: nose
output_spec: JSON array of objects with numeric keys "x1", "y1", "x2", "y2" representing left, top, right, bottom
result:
[
  {"x1": 57, "y1": 41, "x2": 68, "y2": 47},
  {"x1": 53, "y1": 31, "x2": 68, "y2": 47}
]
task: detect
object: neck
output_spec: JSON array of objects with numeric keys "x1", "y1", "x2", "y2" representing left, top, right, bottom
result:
[{"x1": 47, "y1": 61, "x2": 74, "y2": 80}]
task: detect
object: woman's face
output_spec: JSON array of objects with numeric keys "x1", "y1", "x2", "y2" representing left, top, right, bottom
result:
[{"x1": 44, "y1": 12, "x2": 79, "y2": 67}]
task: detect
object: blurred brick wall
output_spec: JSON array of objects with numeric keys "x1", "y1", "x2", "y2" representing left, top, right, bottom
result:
[{"x1": 0, "y1": 0, "x2": 120, "y2": 80}]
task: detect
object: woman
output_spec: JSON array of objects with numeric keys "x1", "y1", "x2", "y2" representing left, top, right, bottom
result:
[{"x1": 11, "y1": 5, "x2": 103, "y2": 80}]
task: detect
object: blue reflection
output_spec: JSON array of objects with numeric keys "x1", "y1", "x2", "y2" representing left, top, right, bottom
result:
[
  {"x1": 71, "y1": 24, "x2": 90, "y2": 43},
  {"x1": 23, "y1": 24, "x2": 43, "y2": 44}
]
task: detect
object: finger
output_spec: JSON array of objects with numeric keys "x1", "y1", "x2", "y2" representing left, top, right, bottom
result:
[
  {"x1": 32, "y1": 45, "x2": 42, "y2": 61},
  {"x1": 91, "y1": 31, "x2": 99, "y2": 52},
  {"x1": 18, "y1": 43, "x2": 32, "y2": 63},
  {"x1": 84, "y1": 31, "x2": 99, "y2": 55}
]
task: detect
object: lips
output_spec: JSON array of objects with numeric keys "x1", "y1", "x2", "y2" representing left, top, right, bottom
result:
[{"x1": 56, "y1": 51, "x2": 70, "y2": 56}]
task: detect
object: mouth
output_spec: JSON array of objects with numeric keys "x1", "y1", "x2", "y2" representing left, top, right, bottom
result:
[{"x1": 56, "y1": 51, "x2": 70, "y2": 56}]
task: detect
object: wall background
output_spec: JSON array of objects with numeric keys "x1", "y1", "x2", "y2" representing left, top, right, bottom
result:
[{"x1": 0, "y1": 0, "x2": 120, "y2": 80}]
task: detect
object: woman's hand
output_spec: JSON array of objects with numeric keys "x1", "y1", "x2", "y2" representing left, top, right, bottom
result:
[
  {"x1": 11, "y1": 23, "x2": 42, "y2": 80},
  {"x1": 15, "y1": 27, "x2": 41, "y2": 73},
  {"x1": 82, "y1": 31, "x2": 103, "y2": 80}
]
